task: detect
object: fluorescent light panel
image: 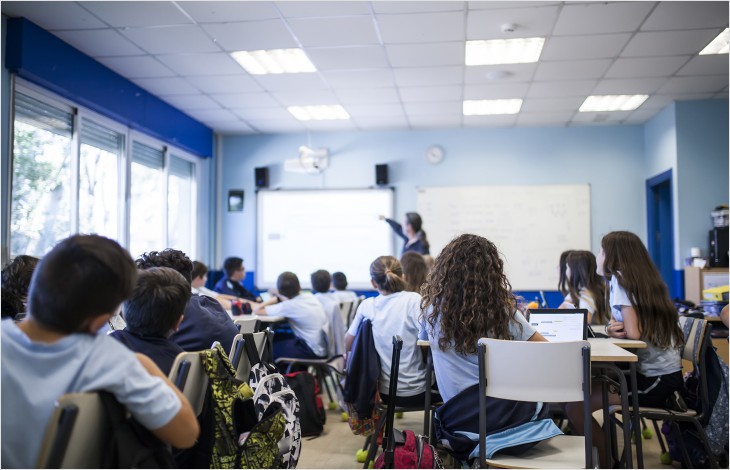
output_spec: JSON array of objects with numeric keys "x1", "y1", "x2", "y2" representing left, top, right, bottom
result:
[
  {"x1": 463, "y1": 99, "x2": 522, "y2": 115},
  {"x1": 579, "y1": 95, "x2": 648, "y2": 112},
  {"x1": 465, "y1": 38, "x2": 545, "y2": 65},
  {"x1": 288, "y1": 105, "x2": 350, "y2": 121},
  {"x1": 699, "y1": 28, "x2": 729, "y2": 55},
  {"x1": 230, "y1": 48, "x2": 316, "y2": 74}
]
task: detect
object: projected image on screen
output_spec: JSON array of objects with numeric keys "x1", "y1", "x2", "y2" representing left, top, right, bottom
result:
[{"x1": 256, "y1": 189, "x2": 394, "y2": 290}]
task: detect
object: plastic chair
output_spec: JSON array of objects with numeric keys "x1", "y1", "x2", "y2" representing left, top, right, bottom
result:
[
  {"x1": 478, "y1": 338, "x2": 594, "y2": 469},
  {"x1": 229, "y1": 329, "x2": 274, "y2": 381},
  {"x1": 233, "y1": 316, "x2": 260, "y2": 334},
  {"x1": 339, "y1": 301, "x2": 353, "y2": 327},
  {"x1": 348, "y1": 295, "x2": 365, "y2": 326},
  {"x1": 169, "y1": 350, "x2": 209, "y2": 417},
  {"x1": 36, "y1": 393, "x2": 110, "y2": 468}
]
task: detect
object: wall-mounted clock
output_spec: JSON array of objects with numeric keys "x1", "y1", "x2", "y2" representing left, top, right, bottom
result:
[{"x1": 426, "y1": 145, "x2": 445, "y2": 165}]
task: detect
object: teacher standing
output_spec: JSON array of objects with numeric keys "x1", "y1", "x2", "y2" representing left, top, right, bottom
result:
[{"x1": 379, "y1": 212, "x2": 430, "y2": 255}]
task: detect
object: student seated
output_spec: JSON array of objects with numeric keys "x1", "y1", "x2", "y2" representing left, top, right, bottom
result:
[
  {"x1": 1, "y1": 255, "x2": 39, "y2": 321},
  {"x1": 557, "y1": 250, "x2": 609, "y2": 325},
  {"x1": 136, "y1": 249, "x2": 239, "y2": 355},
  {"x1": 345, "y1": 256, "x2": 437, "y2": 407},
  {"x1": 329, "y1": 271, "x2": 358, "y2": 303},
  {"x1": 400, "y1": 251, "x2": 429, "y2": 294},
  {"x1": 0, "y1": 235, "x2": 199, "y2": 468},
  {"x1": 214, "y1": 257, "x2": 261, "y2": 302},
  {"x1": 311, "y1": 269, "x2": 346, "y2": 356},
  {"x1": 255, "y1": 272, "x2": 328, "y2": 362},
  {"x1": 110, "y1": 267, "x2": 190, "y2": 376}
]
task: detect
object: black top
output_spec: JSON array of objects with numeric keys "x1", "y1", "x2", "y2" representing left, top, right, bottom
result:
[
  {"x1": 170, "y1": 294, "x2": 240, "y2": 355},
  {"x1": 384, "y1": 218, "x2": 430, "y2": 255},
  {"x1": 110, "y1": 329, "x2": 185, "y2": 376},
  {"x1": 213, "y1": 276, "x2": 259, "y2": 301}
]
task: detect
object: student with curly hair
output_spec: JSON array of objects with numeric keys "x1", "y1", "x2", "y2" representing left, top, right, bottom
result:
[
  {"x1": 558, "y1": 250, "x2": 609, "y2": 325},
  {"x1": 420, "y1": 234, "x2": 560, "y2": 463},
  {"x1": 1, "y1": 255, "x2": 39, "y2": 320}
]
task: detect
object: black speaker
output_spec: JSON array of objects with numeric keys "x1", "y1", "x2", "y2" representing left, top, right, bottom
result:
[
  {"x1": 255, "y1": 167, "x2": 269, "y2": 188},
  {"x1": 709, "y1": 226, "x2": 729, "y2": 267},
  {"x1": 375, "y1": 164, "x2": 388, "y2": 185}
]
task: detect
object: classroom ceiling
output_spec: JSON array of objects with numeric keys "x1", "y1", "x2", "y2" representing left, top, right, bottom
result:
[{"x1": 2, "y1": 1, "x2": 728, "y2": 134}]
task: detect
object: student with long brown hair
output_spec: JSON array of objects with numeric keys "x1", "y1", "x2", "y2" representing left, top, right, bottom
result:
[
  {"x1": 400, "y1": 251, "x2": 429, "y2": 294},
  {"x1": 558, "y1": 250, "x2": 609, "y2": 325},
  {"x1": 557, "y1": 249, "x2": 573, "y2": 296}
]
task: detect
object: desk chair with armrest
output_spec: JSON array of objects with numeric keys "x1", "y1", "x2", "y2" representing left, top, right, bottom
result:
[{"x1": 478, "y1": 338, "x2": 595, "y2": 469}]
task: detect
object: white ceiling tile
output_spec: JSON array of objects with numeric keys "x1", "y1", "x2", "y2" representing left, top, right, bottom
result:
[
  {"x1": 336, "y1": 87, "x2": 401, "y2": 105},
  {"x1": 520, "y1": 97, "x2": 584, "y2": 112},
  {"x1": 277, "y1": 1, "x2": 372, "y2": 17},
  {"x1": 467, "y1": 2, "x2": 560, "y2": 11},
  {"x1": 156, "y1": 53, "x2": 242, "y2": 76},
  {"x1": 677, "y1": 55, "x2": 730, "y2": 77},
  {"x1": 345, "y1": 103, "x2": 405, "y2": 118},
  {"x1": 516, "y1": 111, "x2": 575, "y2": 127},
  {"x1": 246, "y1": 119, "x2": 306, "y2": 133},
  {"x1": 534, "y1": 60, "x2": 612, "y2": 81},
  {"x1": 217, "y1": 93, "x2": 280, "y2": 108},
  {"x1": 464, "y1": 63, "x2": 537, "y2": 84},
  {"x1": 623, "y1": 107, "x2": 663, "y2": 124},
  {"x1": 302, "y1": 120, "x2": 359, "y2": 131},
  {"x1": 621, "y1": 30, "x2": 722, "y2": 57},
  {"x1": 186, "y1": 108, "x2": 239, "y2": 122},
  {"x1": 287, "y1": 16, "x2": 380, "y2": 47},
  {"x1": 408, "y1": 115, "x2": 462, "y2": 129},
  {"x1": 202, "y1": 21, "x2": 297, "y2": 51},
  {"x1": 393, "y1": 67, "x2": 463, "y2": 87},
  {"x1": 232, "y1": 108, "x2": 293, "y2": 121},
  {"x1": 542, "y1": 33, "x2": 632, "y2": 60},
  {"x1": 466, "y1": 6, "x2": 560, "y2": 39},
  {"x1": 671, "y1": 93, "x2": 716, "y2": 102},
  {"x1": 373, "y1": 2, "x2": 465, "y2": 14},
  {"x1": 400, "y1": 86, "x2": 462, "y2": 102},
  {"x1": 553, "y1": 3, "x2": 654, "y2": 35},
  {"x1": 592, "y1": 78, "x2": 667, "y2": 95},
  {"x1": 640, "y1": 94, "x2": 685, "y2": 110},
  {"x1": 160, "y1": 94, "x2": 220, "y2": 110},
  {"x1": 120, "y1": 25, "x2": 219, "y2": 55},
  {"x1": 527, "y1": 80, "x2": 598, "y2": 98},
  {"x1": 605, "y1": 57, "x2": 689, "y2": 78},
  {"x1": 2, "y1": 2, "x2": 107, "y2": 29},
  {"x1": 353, "y1": 116, "x2": 410, "y2": 131},
  {"x1": 403, "y1": 101, "x2": 462, "y2": 116},
  {"x1": 178, "y1": 2, "x2": 280, "y2": 23},
  {"x1": 658, "y1": 76, "x2": 729, "y2": 94},
  {"x1": 320, "y1": 69, "x2": 396, "y2": 88},
  {"x1": 133, "y1": 77, "x2": 200, "y2": 96},
  {"x1": 271, "y1": 88, "x2": 340, "y2": 105},
  {"x1": 81, "y1": 1, "x2": 192, "y2": 28},
  {"x1": 385, "y1": 42, "x2": 464, "y2": 67},
  {"x1": 377, "y1": 11, "x2": 465, "y2": 44},
  {"x1": 305, "y1": 46, "x2": 389, "y2": 70},
  {"x1": 463, "y1": 114, "x2": 518, "y2": 127},
  {"x1": 252, "y1": 73, "x2": 330, "y2": 91},
  {"x1": 96, "y1": 56, "x2": 175, "y2": 78},
  {"x1": 642, "y1": 2, "x2": 729, "y2": 31},
  {"x1": 186, "y1": 75, "x2": 263, "y2": 94},
  {"x1": 208, "y1": 121, "x2": 257, "y2": 134},
  {"x1": 52, "y1": 29, "x2": 145, "y2": 57},
  {"x1": 571, "y1": 111, "x2": 632, "y2": 124},
  {"x1": 463, "y1": 82, "x2": 529, "y2": 99}
]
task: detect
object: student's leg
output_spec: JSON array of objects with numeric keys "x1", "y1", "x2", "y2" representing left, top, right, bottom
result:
[{"x1": 273, "y1": 336, "x2": 322, "y2": 362}]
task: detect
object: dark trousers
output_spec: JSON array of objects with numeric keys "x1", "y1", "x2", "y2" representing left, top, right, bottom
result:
[{"x1": 272, "y1": 336, "x2": 324, "y2": 362}]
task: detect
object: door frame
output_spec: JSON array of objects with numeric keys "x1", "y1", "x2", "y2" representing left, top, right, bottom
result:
[{"x1": 646, "y1": 169, "x2": 676, "y2": 297}]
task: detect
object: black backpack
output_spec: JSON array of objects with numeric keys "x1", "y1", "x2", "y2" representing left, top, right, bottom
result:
[
  {"x1": 285, "y1": 371, "x2": 326, "y2": 437},
  {"x1": 98, "y1": 391, "x2": 176, "y2": 468}
]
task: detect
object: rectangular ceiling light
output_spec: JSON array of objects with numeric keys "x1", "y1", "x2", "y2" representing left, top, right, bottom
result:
[
  {"x1": 579, "y1": 95, "x2": 649, "y2": 112},
  {"x1": 463, "y1": 99, "x2": 522, "y2": 115},
  {"x1": 699, "y1": 28, "x2": 729, "y2": 55},
  {"x1": 465, "y1": 38, "x2": 545, "y2": 65},
  {"x1": 230, "y1": 48, "x2": 316, "y2": 74},
  {"x1": 288, "y1": 105, "x2": 350, "y2": 121}
]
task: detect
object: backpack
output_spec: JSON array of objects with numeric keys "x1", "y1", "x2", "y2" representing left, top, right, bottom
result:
[
  {"x1": 98, "y1": 391, "x2": 176, "y2": 468},
  {"x1": 374, "y1": 429, "x2": 443, "y2": 469},
  {"x1": 343, "y1": 319, "x2": 381, "y2": 436},
  {"x1": 285, "y1": 371, "x2": 326, "y2": 437},
  {"x1": 244, "y1": 334, "x2": 302, "y2": 468}
]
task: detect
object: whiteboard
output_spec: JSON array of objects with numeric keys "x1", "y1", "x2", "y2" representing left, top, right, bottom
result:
[
  {"x1": 417, "y1": 185, "x2": 591, "y2": 290},
  {"x1": 256, "y1": 189, "x2": 394, "y2": 290}
]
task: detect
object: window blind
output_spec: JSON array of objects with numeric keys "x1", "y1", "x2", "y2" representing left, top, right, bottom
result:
[
  {"x1": 81, "y1": 119, "x2": 123, "y2": 154},
  {"x1": 169, "y1": 155, "x2": 194, "y2": 179},
  {"x1": 14, "y1": 92, "x2": 73, "y2": 136},
  {"x1": 132, "y1": 141, "x2": 163, "y2": 169}
]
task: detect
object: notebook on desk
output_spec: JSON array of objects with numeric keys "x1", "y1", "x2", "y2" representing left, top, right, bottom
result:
[{"x1": 527, "y1": 308, "x2": 588, "y2": 341}]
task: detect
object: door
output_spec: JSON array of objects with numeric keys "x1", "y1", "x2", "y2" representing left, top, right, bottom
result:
[{"x1": 646, "y1": 170, "x2": 676, "y2": 297}]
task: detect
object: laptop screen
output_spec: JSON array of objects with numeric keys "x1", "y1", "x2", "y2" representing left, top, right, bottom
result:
[{"x1": 527, "y1": 308, "x2": 588, "y2": 341}]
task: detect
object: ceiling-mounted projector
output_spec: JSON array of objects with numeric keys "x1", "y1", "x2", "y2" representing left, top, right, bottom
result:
[{"x1": 284, "y1": 146, "x2": 329, "y2": 174}]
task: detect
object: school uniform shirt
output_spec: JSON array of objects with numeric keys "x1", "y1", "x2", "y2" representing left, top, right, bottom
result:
[
  {"x1": 1, "y1": 318, "x2": 181, "y2": 469},
  {"x1": 609, "y1": 277, "x2": 681, "y2": 377},
  {"x1": 347, "y1": 291, "x2": 427, "y2": 397},
  {"x1": 563, "y1": 287, "x2": 599, "y2": 324},
  {"x1": 213, "y1": 276, "x2": 258, "y2": 301},
  {"x1": 110, "y1": 329, "x2": 185, "y2": 376},
  {"x1": 315, "y1": 292, "x2": 346, "y2": 357},
  {"x1": 419, "y1": 311, "x2": 536, "y2": 403},
  {"x1": 329, "y1": 289, "x2": 358, "y2": 304},
  {"x1": 192, "y1": 285, "x2": 221, "y2": 299},
  {"x1": 266, "y1": 293, "x2": 329, "y2": 357},
  {"x1": 171, "y1": 294, "x2": 239, "y2": 355}
]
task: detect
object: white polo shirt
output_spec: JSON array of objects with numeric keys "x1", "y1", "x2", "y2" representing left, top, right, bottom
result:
[{"x1": 266, "y1": 293, "x2": 329, "y2": 357}]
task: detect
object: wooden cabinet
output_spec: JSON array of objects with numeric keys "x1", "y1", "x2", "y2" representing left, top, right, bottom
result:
[{"x1": 684, "y1": 267, "x2": 729, "y2": 304}]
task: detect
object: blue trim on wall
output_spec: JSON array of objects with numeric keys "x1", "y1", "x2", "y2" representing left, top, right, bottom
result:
[
  {"x1": 6, "y1": 18, "x2": 213, "y2": 158},
  {"x1": 673, "y1": 269, "x2": 684, "y2": 300}
]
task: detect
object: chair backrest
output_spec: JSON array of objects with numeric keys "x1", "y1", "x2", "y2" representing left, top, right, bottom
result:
[
  {"x1": 348, "y1": 295, "x2": 365, "y2": 326},
  {"x1": 326, "y1": 301, "x2": 347, "y2": 357},
  {"x1": 169, "y1": 351, "x2": 208, "y2": 416},
  {"x1": 339, "y1": 301, "x2": 353, "y2": 327},
  {"x1": 383, "y1": 335, "x2": 404, "y2": 468},
  {"x1": 679, "y1": 315, "x2": 709, "y2": 364},
  {"x1": 234, "y1": 316, "x2": 260, "y2": 334},
  {"x1": 230, "y1": 330, "x2": 272, "y2": 381},
  {"x1": 36, "y1": 393, "x2": 110, "y2": 468}
]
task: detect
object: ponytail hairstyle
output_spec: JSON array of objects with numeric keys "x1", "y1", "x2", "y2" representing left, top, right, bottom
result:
[
  {"x1": 600, "y1": 231, "x2": 683, "y2": 349},
  {"x1": 370, "y1": 256, "x2": 405, "y2": 294},
  {"x1": 565, "y1": 250, "x2": 609, "y2": 324},
  {"x1": 406, "y1": 212, "x2": 430, "y2": 253},
  {"x1": 557, "y1": 250, "x2": 573, "y2": 295}
]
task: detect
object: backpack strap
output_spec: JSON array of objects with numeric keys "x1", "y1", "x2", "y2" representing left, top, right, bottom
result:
[{"x1": 242, "y1": 333, "x2": 262, "y2": 365}]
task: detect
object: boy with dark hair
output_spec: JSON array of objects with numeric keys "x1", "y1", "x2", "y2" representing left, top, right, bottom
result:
[
  {"x1": 214, "y1": 256, "x2": 261, "y2": 302},
  {"x1": 1, "y1": 235, "x2": 199, "y2": 468},
  {"x1": 311, "y1": 269, "x2": 346, "y2": 357},
  {"x1": 256, "y1": 271, "x2": 328, "y2": 361},
  {"x1": 110, "y1": 267, "x2": 190, "y2": 375},
  {"x1": 330, "y1": 271, "x2": 358, "y2": 303},
  {"x1": 136, "y1": 249, "x2": 239, "y2": 355}
]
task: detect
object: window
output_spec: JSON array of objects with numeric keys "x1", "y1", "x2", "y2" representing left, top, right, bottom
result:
[
  {"x1": 129, "y1": 141, "x2": 165, "y2": 259},
  {"x1": 168, "y1": 155, "x2": 197, "y2": 259}
]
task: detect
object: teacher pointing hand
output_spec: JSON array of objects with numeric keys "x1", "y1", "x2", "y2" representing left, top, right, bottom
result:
[{"x1": 379, "y1": 212, "x2": 430, "y2": 255}]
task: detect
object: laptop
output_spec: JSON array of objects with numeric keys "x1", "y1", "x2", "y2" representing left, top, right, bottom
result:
[
  {"x1": 259, "y1": 292, "x2": 271, "y2": 302},
  {"x1": 527, "y1": 308, "x2": 588, "y2": 341}
]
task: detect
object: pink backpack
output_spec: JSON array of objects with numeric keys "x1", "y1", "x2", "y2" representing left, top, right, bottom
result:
[{"x1": 374, "y1": 429, "x2": 442, "y2": 469}]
